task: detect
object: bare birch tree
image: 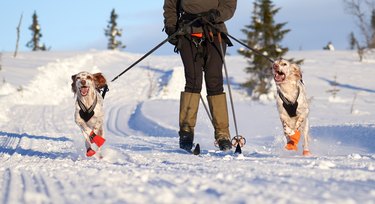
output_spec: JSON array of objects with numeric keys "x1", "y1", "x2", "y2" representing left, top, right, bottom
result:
[{"x1": 14, "y1": 14, "x2": 23, "y2": 58}]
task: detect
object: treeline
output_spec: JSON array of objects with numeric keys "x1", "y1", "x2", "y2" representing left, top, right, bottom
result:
[{"x1": 24, "y1": 9, "x2": 124, "y2": 52}]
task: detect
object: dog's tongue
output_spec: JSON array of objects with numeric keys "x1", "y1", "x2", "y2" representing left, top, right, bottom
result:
[
  {"x1": 80, "y1": 87, "x2": 89, "y2": 96},
  {"x1": 274, "y1": 73, "x2": 285, "y2": 82}
]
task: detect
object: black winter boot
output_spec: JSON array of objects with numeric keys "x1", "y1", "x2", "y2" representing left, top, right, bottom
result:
[
  {"x1": 179, "y1": 130, "x2": 194, "y2": 151},
  {"x1": 217, "y1": 139, "x2": 232, "y2": 151}
]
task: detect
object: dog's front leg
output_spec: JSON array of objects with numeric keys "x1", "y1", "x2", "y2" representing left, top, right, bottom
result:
[
  {"x1": 75, "y1": 103, "x2": 93, "y2": 137},
  {"x1": 76, "y1": 118, "x2": 92, "y2": 137},
  {"x1": 81, "y1": 129, "x2": 92, "y2": 148},
  {"x1": 296, "y1": 105, "x2": 311, "y2": 155},
  {"x1": 280, "y1": 113, "x2": 301, "y2": 151},
  {"x1": 280, "y1": 114, "x2": 295, "y2": 136},
  {"x1": 295, "y1": 108, "x2": 308, "y2": 131},
  {"x1": 301, "y1": 118, "x2": 310, "y2": 150},
  {"x1": 91, "y1": 110, "x2": 104, "y2": 137}
]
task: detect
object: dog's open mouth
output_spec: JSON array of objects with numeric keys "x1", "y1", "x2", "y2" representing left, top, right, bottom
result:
[
  {"x1": 274, "y1": 70, "x2": 286, "y2": 83},
  {"x1": 80, "y1": 86, "x2": 89, "y2": 96}
]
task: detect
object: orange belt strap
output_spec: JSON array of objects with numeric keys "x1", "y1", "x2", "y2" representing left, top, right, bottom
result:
[{"x1": 191, "y1": 33, "x2": 203, "y2": 38}]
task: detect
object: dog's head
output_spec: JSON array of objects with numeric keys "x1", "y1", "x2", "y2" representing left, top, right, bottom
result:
[
  {"x1": 272, "y1": 59, "x2": 302, "y2": 84},
  {"x1": 71, "y1": 72, "x2": 107, "y2": 96}
]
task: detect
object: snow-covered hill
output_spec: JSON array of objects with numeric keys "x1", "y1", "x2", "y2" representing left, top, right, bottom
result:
[{"x1": 0, "y1": 50, "x2": 374, "y2": 203}]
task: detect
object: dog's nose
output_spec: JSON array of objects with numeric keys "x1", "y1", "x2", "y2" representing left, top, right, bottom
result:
[
  {"x1": 273, "y1": 63, "x2": 279, "y2": 69},
  {"x1": 81, "y1": 80, "x2": 86, "y2": 86}
]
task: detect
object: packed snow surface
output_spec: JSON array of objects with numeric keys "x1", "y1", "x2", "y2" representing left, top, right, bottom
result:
[{"x1": 0, "y1": 50, "x2": 374, "y2": 204}]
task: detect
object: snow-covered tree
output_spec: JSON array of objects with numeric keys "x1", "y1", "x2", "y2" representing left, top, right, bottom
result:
[
  {"x1": 26, "y1": 11, "x2": 47, "y2": 51},
  {"x1": 238, "y1": 0, "x2": 302, "y2": 99},
  {"x1": 104, "y1": 9, "x2": 125, "y2": 50}
]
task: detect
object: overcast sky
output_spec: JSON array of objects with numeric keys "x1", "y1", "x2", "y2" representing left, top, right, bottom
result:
[{"x1": 0, "y1": 0, "x2": 360, "y2": 55}]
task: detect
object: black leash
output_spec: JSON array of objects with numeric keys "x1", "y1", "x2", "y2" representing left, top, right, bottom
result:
[
  {"x1": 111, "y1": 17, "x2": 201, "y2": 82},
  {"x1": 100, "y1": 84, "x2": 109, "y2": 99},
  {"x1": 226, "y1": 33, "x2": 274, "y2": 64},
  {"x1": 203, "y1": 20, "x2": 275, "y2": 64}
]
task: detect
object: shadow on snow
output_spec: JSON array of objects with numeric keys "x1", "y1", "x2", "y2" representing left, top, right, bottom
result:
[
  {"x1": 0, "y1": 131, "x2": 72, "y2": 159},
  {"x1": 319, "y1": 77, "x2": 375, "y2": 93},
  {"x1": 128, "y1": 102, "x2": 176, "y2": 137},
  {"x1": 311, "y1": 124, "x2": 375, "y2": 155}
]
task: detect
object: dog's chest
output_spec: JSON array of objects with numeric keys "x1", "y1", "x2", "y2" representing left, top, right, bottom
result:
[
  {"x1": 77, "y1": 93, "x2": 98, "y2": 122},
  {"x1": 277, "y1": 85, "x2": 300, "y2": 118}
]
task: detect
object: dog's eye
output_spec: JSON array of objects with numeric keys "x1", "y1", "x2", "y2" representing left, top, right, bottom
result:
[
  {"x1": 87, "y1": 76, "x2": 93, "y2": 80},
  {"x1": 282, "y1": 63, "x2": 287, "y2": 66},
  {"x1": 76, "y1": 77, "x2": 81, "y2": 80}
]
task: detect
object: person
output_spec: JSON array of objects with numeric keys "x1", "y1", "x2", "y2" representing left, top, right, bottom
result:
[{"x1": 163, "y1": 0, "x2": 237, "y2": 151}]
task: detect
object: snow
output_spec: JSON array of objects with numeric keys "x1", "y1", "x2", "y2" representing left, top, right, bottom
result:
[{"x1": 0, "y1": 50, "x2": 375, "y2": 204}]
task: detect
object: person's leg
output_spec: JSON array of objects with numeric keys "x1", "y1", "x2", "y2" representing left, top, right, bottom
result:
[
  {"x1": 178, "y1": 92, "x2": 200, "y2": 150},
  {"x1": 177, "y1": 36, "x2": 204, "y2": 150},
  {"x1": 204, "y1": 37, "x2": 225, "y2": 96},
  {"x1": 205, "y1": 38, "x2": 232, "y2": 151},
  {"x1": 179, "y1": 36, "x2": 203, "y2": 93}
]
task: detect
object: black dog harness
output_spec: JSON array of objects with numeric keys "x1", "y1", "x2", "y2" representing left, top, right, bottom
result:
[
  {"x1": 77, "y1": 95, "x2": 97, "y2": 122},
  {"x1": 277, "y1": 87, "x2": 300, "y2": 118}
]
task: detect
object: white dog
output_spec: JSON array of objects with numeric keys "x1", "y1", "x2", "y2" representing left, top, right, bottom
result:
[
  {"x1": 272, "y1": 59, "x2": 311, "y2": 156},
  {"x1": 71, "y1": 71, "x2": 107, "y2": 157}
]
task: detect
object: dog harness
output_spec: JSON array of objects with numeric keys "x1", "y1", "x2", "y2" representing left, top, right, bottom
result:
[
  {"x1": 77, "y1": 95, "x2": 97, "y2": 122},
  {"x1": 277, "y1": 87, "x2": 300, "y2": 118}
]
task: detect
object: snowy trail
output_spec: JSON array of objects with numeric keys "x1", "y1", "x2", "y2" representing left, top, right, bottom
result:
[{"x1": 0, "y1": 51, "x2": 374, "y2": 203}]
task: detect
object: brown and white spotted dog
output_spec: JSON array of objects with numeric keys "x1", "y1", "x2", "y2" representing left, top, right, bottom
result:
[
  {"x1": 272, "y1": 59, "x2": 311, "y2": 156},
  {"x1": 71, "y1": 71, "x2": 107, "y2": 157}
]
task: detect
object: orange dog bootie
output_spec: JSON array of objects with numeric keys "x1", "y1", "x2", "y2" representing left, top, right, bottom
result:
[
  {"x1": 285, "y1": 130, "x2": 300, "y2": 151},
  {"x1": 303, "y1": 150, "x2": 312, "y2": 156}
]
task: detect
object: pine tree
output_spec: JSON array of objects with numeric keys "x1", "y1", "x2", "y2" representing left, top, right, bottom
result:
[
  {"x1": 26, "y1": 11, "x2": 47, "y2": 51},
  {"x1": 238, "y1": 0, "x2": 302, "y2": 99},
  {"x1": 104, "y1": 9, "x2": 125, "y2": 50}
]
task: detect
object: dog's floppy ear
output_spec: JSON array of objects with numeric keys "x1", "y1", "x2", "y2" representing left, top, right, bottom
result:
[
  {"x1": 93, "y1": 73, "x2": 107, "y2": 89},
  {"x1": 291, "y1": 63, "x2": 302, "y2": 80},
  {"x1": 71, "y1": 74, "x2": 77, "y2": 93}
]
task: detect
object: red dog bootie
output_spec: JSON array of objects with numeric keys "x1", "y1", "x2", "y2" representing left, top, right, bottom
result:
[
  {"x1": 285, "y1": 130, "x2": 300, "y2": 151},
  {"x1": 86, "y1": 147, "x2": 96, "y2": 157},
  {"x1": 89, "y1": 131, "x2": 106, "y2": 147}
]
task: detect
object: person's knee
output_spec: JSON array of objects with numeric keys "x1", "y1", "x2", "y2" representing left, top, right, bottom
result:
[
  {"x1": 207, "y1": 87, "x2": 223, "y2": 96},
  {"x1": 185, "y1": 86, "x2": 202, "y2": 93},
  {"x1": 206, "y1": 78, "x2": 223, "y2": 96}
]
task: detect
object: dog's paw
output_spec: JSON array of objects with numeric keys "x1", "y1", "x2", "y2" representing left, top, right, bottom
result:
[
  {"x1": 92, "y1": 135, "x2": 106, "y2": 147},
  {"x1": 303, "y1": 150, "x2": 312, "y2": 156},
  {"x1": 86, "y1": 148, "x2": 96, "y2": 157},
  {"x1": 89, "y1": 131, "x2": 106, "y2": 147},
  {"x1": 285, "y1": 142, "x2": 298, "y2": 151}
]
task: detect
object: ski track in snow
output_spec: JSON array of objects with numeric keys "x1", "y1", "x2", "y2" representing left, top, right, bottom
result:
[{"x1": 0, "y1": 51, "x2": 374, "y2": 203}]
